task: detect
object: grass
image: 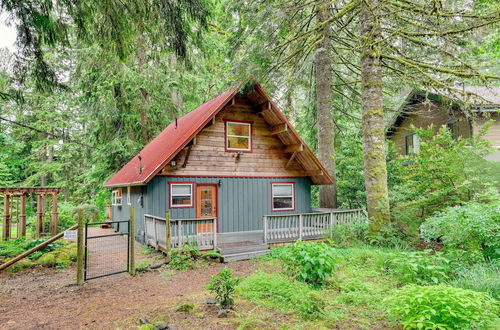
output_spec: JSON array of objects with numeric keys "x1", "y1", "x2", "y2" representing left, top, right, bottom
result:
[{"x1": 451, "y1": 261, "x2": 500, "y2": 299}]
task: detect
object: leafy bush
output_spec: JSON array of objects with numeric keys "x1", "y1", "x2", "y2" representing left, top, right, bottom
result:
[
  {"x1": 207, "y1": 267, "x2": 240, "y2": 309},
  {"x1": 366, "y1": 225, "x2": 408, "y2": 248},
  {"x1": 327, "y1": 223, "x2": 368, "y2": 247},
  {"x1": 451, "y1": 261, "x2": 500, "y2": 300},
  {"x1": 387, "y1": 284, "x2": 499, "y2": 329},
  {"x1": 237, "y1": 272, "x2": 324, "y2": 319},
  {"x1": 167, "y1": 244, "x2": 200, "y2": 270},
  {"x1": 0, "y1": 239, "x2": 63, "y2": 259},
  {"x1": 71, "y1": 204, "x2": 100, "y2": 222},
  {"x1": 421, "y1": 201, "x2": 500, "y2": 260},
  {"x1": 383, "y1": 250, "x2": 452, "y2": 284},
  {"x1": 280, "y1": 241, "x2": 338, "y2": 286}
]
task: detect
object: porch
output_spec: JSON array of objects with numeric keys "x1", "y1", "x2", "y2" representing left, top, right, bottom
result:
[{"x1": 143, "y1": 209, "x2": 366, "y2": 260}]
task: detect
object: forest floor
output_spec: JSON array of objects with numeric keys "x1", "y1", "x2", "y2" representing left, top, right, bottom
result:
[{"x1": 0, "y1": 239, "x2": 397, "y2": 330}]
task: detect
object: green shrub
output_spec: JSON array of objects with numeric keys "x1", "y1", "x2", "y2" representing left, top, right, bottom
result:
[
  {"x1": 383, "y1": 250, "x2": 451, "y2": 284},
  {"x1": 71, "y1": 204, "x2": 100, "y2": 222},
  {"x1": 280, "y1": 241, "x2": 337, "y2": 286},
  {"x1": 207, "y1": 268, "x2": 240, "y2": 308},
  {"x1": 451, "y1": 261, "x2": 500, "y2": 300},
  {"x1": 387, "y1": 284, "x2": 499, "y2": 329},
  {"x1": 167, "y1": 244, "x2": 200, "y2": 270},
  {"x1": 421, "y1": 201, "x2": 500, "y2": 260},
  {"x1": 327, "y1": 223, "x2": 368, "y2": 247},
  {"x1": 237, "y1": 272, "x2": 324, "y2": 319}
]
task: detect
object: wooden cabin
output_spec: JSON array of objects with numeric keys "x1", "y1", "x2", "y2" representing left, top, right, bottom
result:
[
  {"x1": 387, "y1": 87, "x2": 500, "y2": 161},
  {"x1": 105, "y1": 82, "x2": 365, "y2": 260}
]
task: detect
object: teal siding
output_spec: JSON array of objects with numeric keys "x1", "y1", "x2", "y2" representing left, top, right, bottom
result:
[
  {"x1": 112, "y1": 176, "x2": 312, "y2": 242},
  {"x1": 111, "y1": 186, "x2": 145, "y2": 241}
]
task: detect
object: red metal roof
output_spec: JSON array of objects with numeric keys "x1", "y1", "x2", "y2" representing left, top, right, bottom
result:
[
  {"x1": 104, "y1": 88, "x2": 237, "y2": 187},
  {"x1": 104, "y1": 82, "x2": 334, "y2": 187}
]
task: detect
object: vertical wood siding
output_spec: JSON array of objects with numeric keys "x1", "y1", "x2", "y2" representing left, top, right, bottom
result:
[
  {"x1": 111, "y1": 186, "x2": 146, "y2": 241},
  {"x1": 140, "y1": 176, "x2": 311, "y2": 235}
]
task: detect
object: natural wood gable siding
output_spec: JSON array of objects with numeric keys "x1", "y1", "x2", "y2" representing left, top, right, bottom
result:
[
  {"x1": 473, "y1": 113, "x2": 500, "y2": 147},
  {"x1": 159, "y1": 97, "x2": 307, "y2": 177}
]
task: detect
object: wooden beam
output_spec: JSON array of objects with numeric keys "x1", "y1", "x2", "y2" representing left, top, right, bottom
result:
[
  {"x1": 36, "y1": 194, "x2": 43, "y2": 238},
  {"x1": 182, "y1": 144, "x2": 193, "y2": 168},
  {"x1": 3, "y1": 194, "x2": 10, "y2": 239},
  {"x1": 284, "y1": 144, "x2": 303, "y2": 153},
  {"x1": 306, "y1": 170, "x2": 323, "y2": 176},
  {"x1": 270, "y1": 123, "x2": 287, "y2": 135},
  {"x1": 285, "y1": 151, "x2": 299, "y2": 169},
  {"x1": 50, "y1": 192, "x2": 58, "y2": 236},
  {"x1": 257, "y1": 101, "x2": 271, "y2": 112},
  {"x1": 19, "y1": 194, "x2": 26, "y2": 237}
]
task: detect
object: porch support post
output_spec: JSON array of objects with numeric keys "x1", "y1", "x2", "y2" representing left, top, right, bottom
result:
[
  {"x1": 213, "y1": 217, "x2": 218, "y2": 249},
  {"x1": 165, "y1": 211, "x2": 171, "y2": 252},
  {"x1": 50, "y1": 192, "x2": 58, "y2": 236},
  {"x1": 263, "y1": 216, "x2": 268, "y2": 244},
  {"x1": 298, "y1": 214, "x2": 303, "y2": 240},
  {"x1": 3, "y1": 194, "x2": 10, "y2": 239},
  {"x1": 19, "y1": 194, "x2": 26, "y2": 238},
  {"x1": 36, "y1": 193, "x2": 44, "y2": 238},
  {"x1": 178, "y1": 220, "x2": 183, "y2": 246}
]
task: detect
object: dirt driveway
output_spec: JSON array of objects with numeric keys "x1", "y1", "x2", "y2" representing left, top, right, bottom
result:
[{"x1": 0, "y1": 246, "x2": 259, "y2": 329}]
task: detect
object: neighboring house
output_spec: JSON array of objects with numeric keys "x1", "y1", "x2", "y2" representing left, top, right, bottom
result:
[
  {"x1": 386, "y1": 86, "x2": 500, "y2": 161},
  {"x1": 104, "y1": 82, "x2": 364, "y2": 260}
]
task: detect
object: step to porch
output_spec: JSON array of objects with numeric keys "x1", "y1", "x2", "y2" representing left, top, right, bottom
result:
[{"x1": 218, "y1": 241, "x2": 269, "y2": 262}]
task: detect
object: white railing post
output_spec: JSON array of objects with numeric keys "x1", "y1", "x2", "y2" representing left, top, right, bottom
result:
[
  {"x1": 299, "y1": 214, "x2": 303, "y2": 240},
  {"x1": 213, "y1": 217, "x2": 218, "y2": 249},
  {"x1": 178, "y1": 220, "x2": 183, "y2": 246},
  {"x1": 144, "y1": 215, "x2": 148, "y2": 245},
  {"x1": 153, "y1": 217, "x2": 158, "y2": 249},
  {"x1": 263, "y1": 216, "x2": 268, "y2": 243}
]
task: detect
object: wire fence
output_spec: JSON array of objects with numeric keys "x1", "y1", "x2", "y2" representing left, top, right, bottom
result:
[{"x1": 84, "y1": 221, "x2": 129, "y2": 281}]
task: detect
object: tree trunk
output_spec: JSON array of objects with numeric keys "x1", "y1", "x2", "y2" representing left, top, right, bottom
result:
[
  {"x1": 137, "y1": 35, "x2": 150, "y2": 144},
  {"x1": 315, "y1": 3, "x2": 337, "y2": 208},
  {"x1": 360, "y1": 0, "x2": 391, "y2": 232}
]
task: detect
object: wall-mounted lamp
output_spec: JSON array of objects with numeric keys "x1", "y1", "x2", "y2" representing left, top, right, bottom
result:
[
  {"x1": 218, "y1": 180, "x2": 222, "y2": 187},
  {"x1": 171, "y1": 160, "x2": 177, "y2": 168}
]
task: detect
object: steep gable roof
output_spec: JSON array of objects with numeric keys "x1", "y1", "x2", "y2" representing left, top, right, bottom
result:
[{"x1": 105, "y1": 82, "x2": 333, "y2": 186}]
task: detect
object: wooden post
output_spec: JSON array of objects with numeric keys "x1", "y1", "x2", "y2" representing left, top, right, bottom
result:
[
  {"x1": 178, "y1": 220, "x2": 183, "y2": 246},
  {"x1": 263, "y1": 216, "x2": 268, "y2": 244},
  {"x1": 19, "y1": 194, "x2": 26, "y2": 238},
  {"x1": 165, "y1": 211, "x2": 171, "y2": 252},
  {"x1": 213, "y1": 217, "x2": 218, "y2": 249},
  {"x1": 3, "y1": 194, "x2": 10, "y2": 239},
  {"x1": 129, "y1": 207, "x2": 136, "y2": 276},
  {"x1": 76, "y1": 209, "x2": 84, "y2": 285},
  {"x1": 36, "y1": 193, "x2": 44, "y2": 238},
  {"x1": 298, "y1": 214, "x2": 303, "y2": 240},
  {"x1": 50, "y1": 192, "x2": 58, "y2": 236}
]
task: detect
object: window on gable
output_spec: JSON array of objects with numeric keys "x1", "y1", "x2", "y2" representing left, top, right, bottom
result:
[
  {"x1": 405, "y1": 133, "x2": 420, "y2": 155},
  {"x1": 127, "y1": 186, "x2": 131, "y2": 205},
  {"x1": 271, "y1": 183, "x2": 295, "y2": 211},
  {"x1": 226, "y1": 121, "x2": 251, "y2": 151},
  {"x1": 170, "y1": 183, "x2": 193, "y2": 208},
  {"x1": 446, "y1": 120, "x2": 459, "y2": 140},
  {"x1": 112, "y1": 188, "x2": 123, "y2": 206}
]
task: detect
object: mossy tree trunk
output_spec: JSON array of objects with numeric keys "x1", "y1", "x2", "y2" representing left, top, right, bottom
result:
[
  {"x1": 360, "y1": 0, "x2": 390, "y2": 232},
  {"x1": 315, "y1": 2, "x2": 337, "y2": 208}
]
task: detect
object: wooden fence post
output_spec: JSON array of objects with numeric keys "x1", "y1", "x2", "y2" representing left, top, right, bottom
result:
[
  {"x1": 76, "y1": 209, "x2": 84, "y2": 285},
  {"x1": 36, "y1": 194, "x2": 43, "y2": 238},
  {"x1": 298, "y1": 214, "x2": 303, "y2": 240},
  {"x1": 50, "y1": 192, "x2": 58, "y2": 236},
  {"x1": 263, "y1": 216, "x2": 268, "y2": 244},
  {"x1": 165, "y1": 211, "x2": 171, "y2": 252},
  {"x1": 3, "y1": 194, "x2": 10, "y2": 240},
  {"x1": 19, "y1": 194, "x2": 26, "y2": 238},
  {"x1": 129, "y1": 207, "x2": 136, "y2": 276}
]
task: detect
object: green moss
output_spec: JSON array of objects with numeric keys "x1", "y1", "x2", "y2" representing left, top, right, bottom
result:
[
  {"x1": 139, "y1": 324, "x2": 156, "y2": 330},
  {"x1": 176, "y1": 302, "x2": 195, "y2": 313},
  {"x1": 8, "y1": 259, "x2": 35, "y2": 273},
  {"x1": 37, "y1": 252, "x2": 58, "y2": 267}
]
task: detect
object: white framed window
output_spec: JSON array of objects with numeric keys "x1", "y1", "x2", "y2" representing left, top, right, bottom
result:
[
  {"x1": 271, "y1": 182, "x2": 295, "y2": 211},
  {"x1": 112, "y1": 188, "x2": 123, "y2": 206},
  {"x1": 127, "y1": 186, "x2": 131, "y2": 205},
  {"x1": 169, "y1": 182, "x2": 194, "y2": 208},
  {"x1": 225, "y1": 120, "x2": 252, "y2": 152},
  {"x1": 404, "y1": 133, "x2": 420, "y2": 155}
]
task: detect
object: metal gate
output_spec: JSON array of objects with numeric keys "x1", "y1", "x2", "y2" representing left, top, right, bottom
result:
[{"x1": 84, "y1": 220, "x2": 130, "y2": 281}]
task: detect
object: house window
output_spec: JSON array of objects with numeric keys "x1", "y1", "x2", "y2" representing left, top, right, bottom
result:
[
  {"x1": 112, "y1": 188, "x2": 123, "y2": 206},
  {"x1": 446, "y1": 120, "x2": 459, "y2": 140},
  {"x1": 404, "y1": 133, "x2": 420, "y2": 155},
  {"x1": 127, "y1": 186, "x2": 131, "y2": 205},
  {"x1": 225, "y1": 120, "x2": 252, "y2": 152},
  {"x1": 169, "y1": 183, "x2": 194, "y2": 208},
  {"x1": 271, "y1": 182, "x2": 295, "y2": 211}
]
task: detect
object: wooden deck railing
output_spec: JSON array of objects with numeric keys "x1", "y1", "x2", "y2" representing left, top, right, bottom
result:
[
  {"x1": 263, "y1": 209, "x2": 366, "y2": 243},
  {"x1": 144, "y1": 214, "x2": 217, "y2": 251}
]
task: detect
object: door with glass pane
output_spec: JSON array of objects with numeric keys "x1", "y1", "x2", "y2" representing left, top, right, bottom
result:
[{"x1": 196, "y1": 185, "x2": 217, "y2": 233}]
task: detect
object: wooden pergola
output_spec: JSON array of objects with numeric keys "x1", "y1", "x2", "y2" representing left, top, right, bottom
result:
[{"x1": 1, "y1": 187, "x2": 62, "y2": 239}]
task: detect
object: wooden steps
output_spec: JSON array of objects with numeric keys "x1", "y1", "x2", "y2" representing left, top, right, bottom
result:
[{"x1": 219, "y1": 242, "x2": 269, "y2": 262}]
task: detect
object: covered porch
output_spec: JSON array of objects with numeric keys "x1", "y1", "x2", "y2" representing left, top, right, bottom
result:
[{"x1": 143, "y1": 209, "x2": 367, "y2": 260}]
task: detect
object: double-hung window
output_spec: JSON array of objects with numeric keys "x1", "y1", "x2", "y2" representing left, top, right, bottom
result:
[
  {"x1": 225, "y1": 120, "x2": 251, "y2": 152},
  {"x1": 170, "y1": 183, "x2": 194, "y2": 208},
  {"x1": 271, "y1": 183, "x2": 295, "y2": 211},
  {"x1": 112, "y1": 188, "x2": 123, "y2": 206},
  {"x1": 404, "y1": 133, "x2": 420, "y2": 155}
]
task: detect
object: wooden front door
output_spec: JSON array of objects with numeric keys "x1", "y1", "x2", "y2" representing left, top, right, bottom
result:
[{"x1": 196, "y1": 185, "x2": 217, "y2": 233}]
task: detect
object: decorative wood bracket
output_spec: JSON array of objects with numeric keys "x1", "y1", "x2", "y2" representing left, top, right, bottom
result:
[
  {"x1": 306, "y1": 169, "x2": 323, "y2": 176},
  {"x1": 270, "y1": 123, "x2": 287, "y2": 135},
  {"x1": 284, "y1": 144, "x2": 303, "y2": 153}
]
